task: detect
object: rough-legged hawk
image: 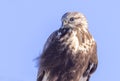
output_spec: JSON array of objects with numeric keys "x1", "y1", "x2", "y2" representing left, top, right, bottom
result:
[{"x1": 37, "y1": 12, "x2": 98, "y2": 81}]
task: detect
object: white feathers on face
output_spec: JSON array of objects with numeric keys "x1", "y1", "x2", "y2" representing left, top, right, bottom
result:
[{"x1": 61, "y1": 12, "x2": 88, "y2": 29}]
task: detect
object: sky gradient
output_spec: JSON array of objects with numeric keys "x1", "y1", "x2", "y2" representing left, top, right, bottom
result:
[{"x1": 0, "y1": 0, "x2": 120, "y2": 81}]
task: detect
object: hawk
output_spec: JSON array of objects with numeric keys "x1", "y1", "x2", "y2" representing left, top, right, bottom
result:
[{"x1": 37, "y1": 12, "x2": 98, "y2": 81}]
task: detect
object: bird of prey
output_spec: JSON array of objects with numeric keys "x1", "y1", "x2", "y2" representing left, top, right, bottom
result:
[{"x1": 37, "y1": 12, "x2": 98, "y2": 81}]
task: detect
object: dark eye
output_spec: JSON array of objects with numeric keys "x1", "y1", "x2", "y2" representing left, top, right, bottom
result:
[{"x1": 70, "y1": 17, "x2": 74, "y2": 21}]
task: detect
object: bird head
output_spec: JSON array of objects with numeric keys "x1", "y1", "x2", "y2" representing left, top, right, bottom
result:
[{"x1": 61, "y1": 12, "x2": 88, "y2": 29}]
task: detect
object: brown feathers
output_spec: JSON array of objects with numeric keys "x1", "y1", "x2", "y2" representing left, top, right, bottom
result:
[{"x1": 37, "y1": 12, "x2": 98, "y2": 81}]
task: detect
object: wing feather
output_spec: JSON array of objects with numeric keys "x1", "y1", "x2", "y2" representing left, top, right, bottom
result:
[
  {"x1": 43, "y1": 30, "x2": 58, "y2": 53},
  {"x1": 37, "y1": 30, "x2": 59, "y2": 81}
]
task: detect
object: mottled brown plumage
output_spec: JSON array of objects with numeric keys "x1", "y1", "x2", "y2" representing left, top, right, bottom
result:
[{"x1": 37, "y1": 12, "x2": 98, "y2": 81}]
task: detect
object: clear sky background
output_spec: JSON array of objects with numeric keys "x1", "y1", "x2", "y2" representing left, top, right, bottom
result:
[{"x1": 0, "y1": 0, "x2": 120, "y2": 81}]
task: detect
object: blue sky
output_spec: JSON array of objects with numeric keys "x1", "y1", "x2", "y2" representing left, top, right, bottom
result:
[{"x1": 0, "y1": 0, "x2": 120, "y2": 81}]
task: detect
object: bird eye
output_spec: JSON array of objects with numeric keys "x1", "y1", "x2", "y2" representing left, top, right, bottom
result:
[{"x1": 70, "y1": 17, "x2": 74, "y2": 21}]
